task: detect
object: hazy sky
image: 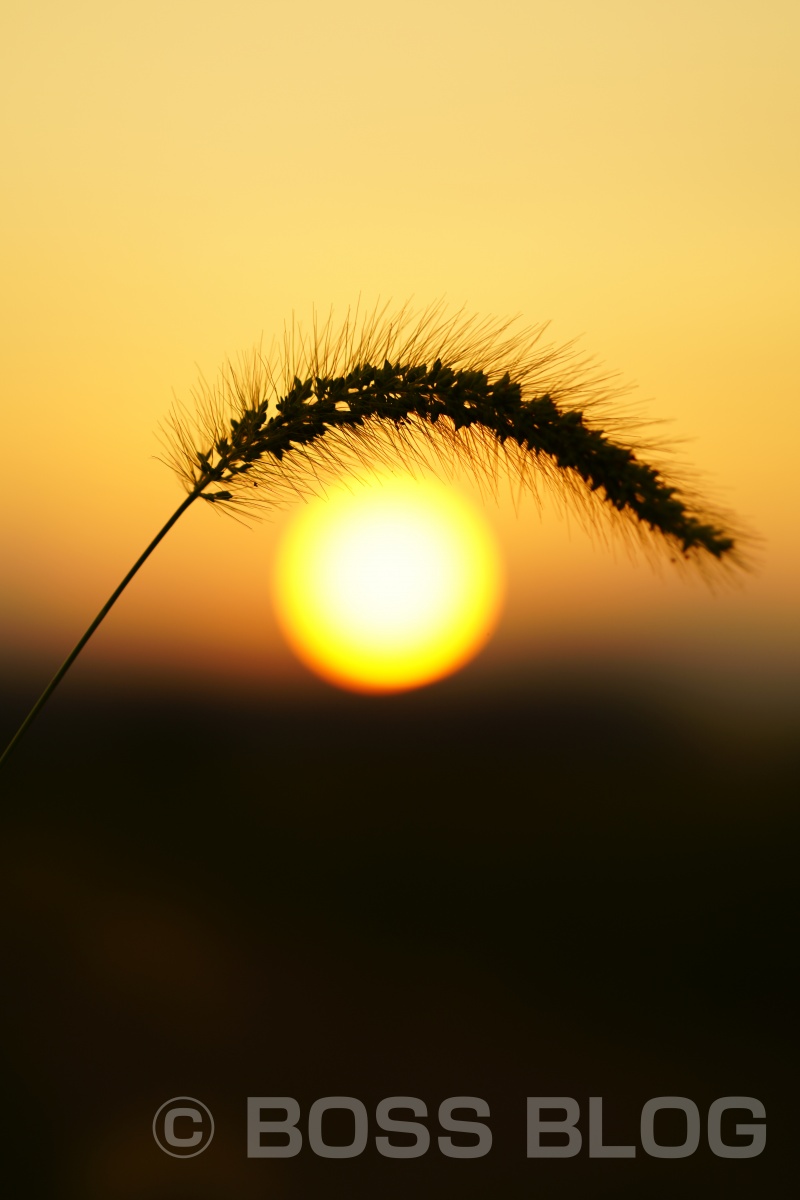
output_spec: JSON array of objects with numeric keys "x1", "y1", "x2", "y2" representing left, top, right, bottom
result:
[{"x1": 1, "y1": 0, "x2": 798, "y2": 715}]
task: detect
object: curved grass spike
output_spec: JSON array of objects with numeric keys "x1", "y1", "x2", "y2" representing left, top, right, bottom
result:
[{"x1": 0, "y1": 301, "x2": 749, "y2": 769}]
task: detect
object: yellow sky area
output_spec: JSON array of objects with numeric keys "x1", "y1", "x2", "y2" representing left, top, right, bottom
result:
[{"x1": 1, "y1": 1, "x2": 798, "y2": 708}]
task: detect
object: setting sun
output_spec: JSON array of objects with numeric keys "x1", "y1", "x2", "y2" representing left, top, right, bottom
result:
[{"x1": 272, "y1": 475, "x2": 504, "y2": 693}]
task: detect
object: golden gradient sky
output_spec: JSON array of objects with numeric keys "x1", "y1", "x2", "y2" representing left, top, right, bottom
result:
[{"x1": 1, "y1": 0, "x2": 798, "y2": 716}]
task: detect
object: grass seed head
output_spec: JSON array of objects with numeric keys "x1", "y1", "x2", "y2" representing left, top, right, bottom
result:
[{"x1": 159, "y1": 300, "x2": 754, "y2": 576}]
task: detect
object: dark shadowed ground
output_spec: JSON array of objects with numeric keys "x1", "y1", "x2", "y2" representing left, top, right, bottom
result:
[{"x1": 1, "y1": 667, "x2": 797, "y2": 1198}]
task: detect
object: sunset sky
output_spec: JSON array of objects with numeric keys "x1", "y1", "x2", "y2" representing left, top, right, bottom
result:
[
  {"x1": 2, "y1": 0, "x2": 798, "y2": 721},
  {"x1": 1, "y1": 8, "x2": 798, "y2": 1196}
]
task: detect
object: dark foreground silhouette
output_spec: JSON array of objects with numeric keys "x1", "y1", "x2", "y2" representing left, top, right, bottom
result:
[{"x1": 0, "y1": 671, "x2": 795, "y2": 1198}]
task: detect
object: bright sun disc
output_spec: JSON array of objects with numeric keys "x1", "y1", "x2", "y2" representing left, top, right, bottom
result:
[{"x1": 273, "y1": 475, "x2": 504, "y2": 693}]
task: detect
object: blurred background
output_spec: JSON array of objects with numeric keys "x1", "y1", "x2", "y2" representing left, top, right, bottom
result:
[{"x1": 1, "y1": 1, "x2": 797, "y2": 1195}]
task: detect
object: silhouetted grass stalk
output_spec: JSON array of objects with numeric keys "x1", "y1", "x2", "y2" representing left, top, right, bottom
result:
[
  {"x1": 0, "y1": 302, "x2": 750, "y2": 769},
  {"x1": 0, "y1": 494, "x2": 198, "y2": 768}
]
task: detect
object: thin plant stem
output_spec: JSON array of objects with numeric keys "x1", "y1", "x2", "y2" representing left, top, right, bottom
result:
[{"x1": 0, "y1": 491, "x2": 199, "y2": 770}]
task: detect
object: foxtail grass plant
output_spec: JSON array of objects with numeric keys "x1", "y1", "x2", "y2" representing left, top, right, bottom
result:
[{"x1": 0, "y1": 301, "x2": 752, "y2": 769}]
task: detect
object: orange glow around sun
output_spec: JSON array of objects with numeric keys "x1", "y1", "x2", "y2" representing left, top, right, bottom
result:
[{"x1": 272, "y1": 475, "x2": 504, "y2": 693}]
